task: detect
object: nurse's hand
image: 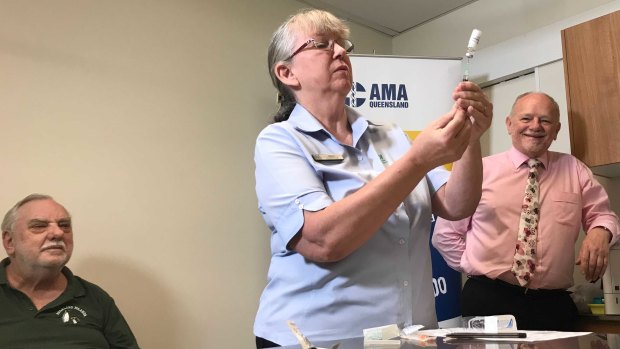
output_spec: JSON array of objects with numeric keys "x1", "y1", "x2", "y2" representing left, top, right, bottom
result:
[
  {"x1": 411, "y1": 105, "x2": 472, "y2": 171},
  {"x1": 452, "y1": 81, "x2": 493, "y2": 143}
]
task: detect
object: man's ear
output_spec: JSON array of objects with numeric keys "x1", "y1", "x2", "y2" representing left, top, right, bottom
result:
[
  {"x1": 554, "y1": 122, "x2": 561, "y2": 140},
  {"x1": 505, "y1": 116, "x2": 513, "y2": 134},
  {"x1": 274, "y1": 62, "x2": 300, "y2": 89},
  {"x1": 2, "y1": 231, "x2": 15, "y2": 256}
]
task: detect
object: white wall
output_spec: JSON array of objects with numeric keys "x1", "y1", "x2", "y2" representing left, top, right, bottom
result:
[
  {"x1": 395, "y1": 0, "x2": 620, "y2": 85},
  {"x1": 0, "y1": 1, "x2": 390, "y2": 348},
  {"x1": 394, "y1": 0, "x2": 617, "y2": 57}
]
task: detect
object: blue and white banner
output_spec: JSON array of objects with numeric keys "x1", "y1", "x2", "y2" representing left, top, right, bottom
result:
[
  {"x1": 348, "y1": 55, "x2": 461, "y2": 132},
  {"x1": 349, "y1": 55, "x2": 463, "y2": 328}
]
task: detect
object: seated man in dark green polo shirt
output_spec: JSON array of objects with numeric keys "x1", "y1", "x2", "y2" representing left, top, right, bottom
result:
[{"x1": 0, "y1": 193, "x2": 139, "y2": 349}]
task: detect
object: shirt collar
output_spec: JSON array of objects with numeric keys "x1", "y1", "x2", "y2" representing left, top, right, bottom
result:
[
  {"x1": 0, "y1": 258, "x2": 9, "y2": 285},
  {"x1": 508, "y1": 146, "x2": 549, "y2": 169},
  {"x1": 287, "y1": 103, "x2": 380, "y2": 147},
  {"x1": 0, "y1": 257, "x2": 84, "y2": 297}
]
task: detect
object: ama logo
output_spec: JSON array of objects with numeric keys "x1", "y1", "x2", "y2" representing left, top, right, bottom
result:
[
  {"x1": 345, "y1": 82, "x2": 366, "y2": 107},
  {"x1": 346, "y1": 82, "x2": 409, "y2": 109}
]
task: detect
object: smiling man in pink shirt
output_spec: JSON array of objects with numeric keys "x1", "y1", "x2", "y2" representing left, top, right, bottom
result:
[{"x1": 432, "y1": 92, "x2": 619, "y2": 331}]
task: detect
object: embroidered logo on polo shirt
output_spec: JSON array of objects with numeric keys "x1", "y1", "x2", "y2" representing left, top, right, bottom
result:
[
  {"x1": 56, "y1": 306, "x2": 87, "y2": 324},
  {"x1": 378, "y1": 154, "x2": 389, "y2": 166}
]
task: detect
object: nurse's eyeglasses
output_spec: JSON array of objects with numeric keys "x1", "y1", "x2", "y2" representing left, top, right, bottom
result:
[{"x1": 285, "y1": 38, "x2": 354, "y2": 61}]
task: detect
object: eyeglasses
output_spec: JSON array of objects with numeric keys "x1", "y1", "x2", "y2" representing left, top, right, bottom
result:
[{"x1": 285, "y1": 38, "x2": 354, "y2": 61}]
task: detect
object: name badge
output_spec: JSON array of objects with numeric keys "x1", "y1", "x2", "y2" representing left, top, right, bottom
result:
[{"x1": 311, "y1": 154, "x2": 344, "y2": 163}]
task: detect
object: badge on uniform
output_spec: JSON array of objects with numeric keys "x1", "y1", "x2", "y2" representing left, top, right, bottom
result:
[{"x1": 311, "y1": 154, "x2": 344, "y2": 163}]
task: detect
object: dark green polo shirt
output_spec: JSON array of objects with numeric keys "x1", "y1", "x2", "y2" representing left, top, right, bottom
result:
[{"x1": 0, "y1": 258, "x2": 139, "y2": 349}]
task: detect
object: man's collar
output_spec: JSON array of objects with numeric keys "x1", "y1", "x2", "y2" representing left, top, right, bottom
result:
[
  {"x1": 508, "y1": 147, "x2": 549, "y2": 169},
  {"x1": 0, "y1": 258, "x2": 9, "y2": 285},
  {"x1": 59, "y1": 264, "x2": 85, "y2": 298},
  {"x1": 0, "y1": 257, "x2": 83, "y2": 297}
]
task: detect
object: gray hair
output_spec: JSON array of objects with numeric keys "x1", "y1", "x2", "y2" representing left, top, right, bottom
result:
[
  {"x1": 510, "y1": 91, "x2": 560, "y2": 120},
  {"x1": 268, "y1": 9, "x2": 350, "y2": 122},
  {"x1": 2, "y1": 193, "x2": 55, "y2": 233}
]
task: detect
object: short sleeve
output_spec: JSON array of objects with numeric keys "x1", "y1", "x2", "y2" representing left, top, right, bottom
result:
[
  {"x1": 427, "y1": 165, "x2": 450, "y2": 194},
  {"x1": 255, "y1": 124, "x2": 333, "y2": 248}
]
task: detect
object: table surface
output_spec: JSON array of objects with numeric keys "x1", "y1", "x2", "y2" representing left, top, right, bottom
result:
[{"x1": 279, "y1": 333, "x2": 620, "y2": 349}]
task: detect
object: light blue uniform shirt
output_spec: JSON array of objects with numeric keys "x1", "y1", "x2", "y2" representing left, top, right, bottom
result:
[{"x1": 253, "y1": 104, "x2": 449, "y2": 345}]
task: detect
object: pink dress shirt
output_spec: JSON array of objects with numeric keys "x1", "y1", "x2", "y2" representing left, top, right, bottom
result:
[{"x1": 432, "y1": 147, "x2": 620, "y2": 290}]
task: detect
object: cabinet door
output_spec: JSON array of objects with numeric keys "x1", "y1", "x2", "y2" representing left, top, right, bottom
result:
[{"x1": 562, "y1": 10, "x2": 620, "y2": 175}]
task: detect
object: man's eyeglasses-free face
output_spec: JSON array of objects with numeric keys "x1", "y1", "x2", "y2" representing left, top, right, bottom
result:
[{"x1": 285, "y1": 38, "x2": 354, "y2": 61}]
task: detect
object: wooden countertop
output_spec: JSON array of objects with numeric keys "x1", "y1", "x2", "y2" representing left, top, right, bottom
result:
[{"x1": 577, "y1": 314, "x2": 620, "y2": 333}]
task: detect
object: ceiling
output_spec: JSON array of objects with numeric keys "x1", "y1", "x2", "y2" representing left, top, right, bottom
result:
[{"x1": 298, "y1": 0, "x2": 479, "y2": 37}]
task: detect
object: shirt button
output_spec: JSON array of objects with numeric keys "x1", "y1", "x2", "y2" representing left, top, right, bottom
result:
[
  {"x1": 295, "y1": 199, "x2": 300, "y2": 204},
  {"x1": 399, "y1": 239, "x2": 405, "y2": 245},
  {"x1": 403, "y1": 281, "x2": 409, "y2": 287}
]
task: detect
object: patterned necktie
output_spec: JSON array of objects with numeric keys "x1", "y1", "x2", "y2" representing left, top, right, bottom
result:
[{"x1": 511, "y1": 158, "x2": 542, "y2": 287}]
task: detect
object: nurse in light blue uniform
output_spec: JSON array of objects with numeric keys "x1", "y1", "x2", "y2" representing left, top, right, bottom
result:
[{"x1": 253, "y1": 8, "x2": 493, "y2": 348}]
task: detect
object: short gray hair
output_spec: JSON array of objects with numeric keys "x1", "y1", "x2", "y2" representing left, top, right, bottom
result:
[
  {"x1": 267, "y1": 9, "x2": 350, "y2": 122},
  {"x1": 1, "y1": 193, "x2": 55, "y2": 233},
  {"x1": 510, "y1": 91, "x2": 560, "y2": 120}
]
